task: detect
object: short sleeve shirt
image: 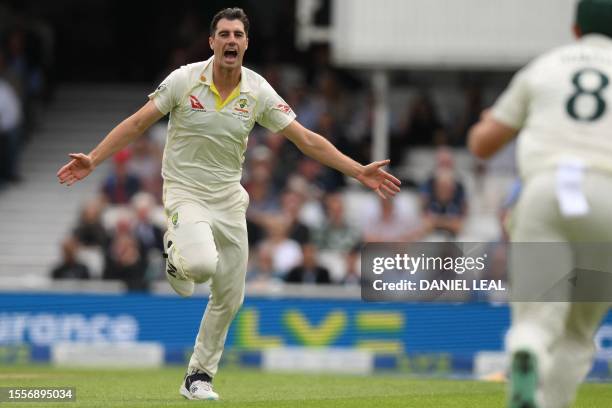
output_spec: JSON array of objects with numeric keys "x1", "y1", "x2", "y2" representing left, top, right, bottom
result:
[
  {"x1": 148, "y1": 57, "x2": 296, "y2": 195},
  {"x1": 492, "y1": 34, "x2": 612, "y2": 179}
]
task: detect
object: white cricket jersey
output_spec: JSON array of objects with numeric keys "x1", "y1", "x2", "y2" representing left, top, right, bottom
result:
[
  {"x1": 148, "y1": 57, "x2": 296, "y2": 197},
  {"x1": 492, "y1": 34, "x2": 612, "y2": 179}
]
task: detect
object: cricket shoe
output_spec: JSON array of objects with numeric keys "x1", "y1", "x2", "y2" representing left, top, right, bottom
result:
[
  {"x1": 508, "y1": 349, "x2": 538, "y2": 408},
  {"x1": 163, "y1": 234, "x2": 194, "y2": 298},
  {"x1": 179, "y1": 372, "x2": 219, "y2": 401}
]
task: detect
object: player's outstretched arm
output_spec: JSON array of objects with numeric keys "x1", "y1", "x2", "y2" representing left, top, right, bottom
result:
[
  {"x1": 280, "y1": 120, "x2": 401, "y2": 199},
  {"x1": 57, "y1": 100, "x2": 164, "y2": 186}
]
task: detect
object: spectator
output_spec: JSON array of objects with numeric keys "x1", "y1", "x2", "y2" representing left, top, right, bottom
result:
[
  {"x1": 50, "y1": 236, "x2": 90, "y2": 280},
  {"x1": 452, "y1": 85, "x2": 483, "y2": 146},
  {"x1": 311, "y1": 112, "x2": 348, "y2": 191},
  {"x1": 397, "y1": 93, "x2": 448, "y2": 146},
  {"x1": 245, "y1": 146, "x2": 281, "y2": 246},
  {"x1": 285, "y1": 243, "x2": 331, "y2": 284},
  {"x1": 0, "y1": 51, "x2": 23, "y2": 184},
  {"x1": 259, "y1": 216, "x2": 302, "y2": 277},
  {"x1": 266, "y1": 130, "x2": 302, "y2": 191},
  {"x1": 5, "y1": 28, "x2": 45, "y2": 131},
  {"x1": 73, "y1": 198, "x2": 109, "y2": 248},
  {"x1": 344, "y1": 93, "x2": 374, "y2": 166},
  {"x1": 247, "y1": 186, "x2": 312, "y2": 247},
  {"x1": 284, "y1": 174, "x2": 326, "y2": 229},
  {"x1": 131, "y1": 192, "x2": 164, "y2": 256},
  {"x1": 102, "y1": 149, "x2": 141, "y2": 204},
  {"x1": 341, "y1": 252, "x2": 361, "y2": 285},
  {"x1": 244, "y1": 146, "x2": 280, "y2": 214},
  {"x1": 419, "y1": 168, "x2": 467, "y2": 238},
  {"x1": 127, "y1": 134, "x2": 163, "y2": 202},
  {"x1": 314, "y1": 192, "x2": 361, "y2": 252},
  {"x1": 313, "y1": 192, "x2": 362, "y2": 280},
  {"x1": 277, "y1": 189, "x2": 311, "y2": 244},
  {"x1": 285, "y1": 84, "x2": 324, "y2": 132},
  {"x1": 295, "y1": 157, "x2": 326, "y2": 194},
  {"x1": 363, "y1": 197, "x2": 420, "y2": 243},
  {"x1": 247, "y1": 243, "x2": 283, "y2": 287},
  {"x1": 104, "y1": 217, "x2": 148, "y2": 291}
]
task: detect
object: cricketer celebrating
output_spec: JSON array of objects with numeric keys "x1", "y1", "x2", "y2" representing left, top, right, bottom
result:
[{"x1": 57, "y1": 7, "x2": 400, "y2": 401}]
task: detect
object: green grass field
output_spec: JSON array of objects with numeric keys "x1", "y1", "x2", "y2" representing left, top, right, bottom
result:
[{"x1": 0, "y1": 366, "x2": 611, "y2": 407}]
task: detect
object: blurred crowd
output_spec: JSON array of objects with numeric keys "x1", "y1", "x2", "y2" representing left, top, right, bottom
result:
[
  {"x1": 0, "y1": 6, "x2": 54, "y2": 187},
  {"x1": 50, "y1": 119, "x2": 474, "y2": 291},
  {"x1": 48, "y1": 47, "x2": 498, "y2": 292}
]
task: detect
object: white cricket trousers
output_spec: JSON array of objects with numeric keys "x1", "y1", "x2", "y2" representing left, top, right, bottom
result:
[
  {"x1": 164, "y1": 183, "x2": 250, "y2": 377},
  {"x1": 508, "y1": 169, "x2": 612, "y2": 408}
]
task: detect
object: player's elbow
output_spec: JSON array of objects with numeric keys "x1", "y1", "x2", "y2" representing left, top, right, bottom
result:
[
  {"x1": 468, "y1": 127, "x2": 495, "y2": 160},
  {"x1": 468, "y1": 137, "x2": 491, "y2": 160}
]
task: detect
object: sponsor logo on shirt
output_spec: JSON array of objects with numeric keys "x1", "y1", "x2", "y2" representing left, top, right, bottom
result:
[
  {"x1": 189, "y1": 95, "x2": 206, "y2": 111},
  {"x1": 275, "y1": 103, "x2": 292, "y2": 114}
]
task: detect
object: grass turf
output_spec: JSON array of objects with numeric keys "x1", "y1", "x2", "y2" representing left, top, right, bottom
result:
[{"x1": 0, "y1": 366, "x2": 611, "y2": 407}]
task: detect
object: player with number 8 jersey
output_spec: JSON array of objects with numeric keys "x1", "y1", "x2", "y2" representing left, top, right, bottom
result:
[
  {"x1": 468, "y1": 1, "x2": 612, "y2": 407},
  {"x1": 492, "y1": 32, "x2": 612, "y2": 180}
]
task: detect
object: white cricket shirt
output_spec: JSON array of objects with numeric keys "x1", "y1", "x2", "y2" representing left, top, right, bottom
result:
[
  {"x1": 149, "y1": 57, "x2": 296, "y2": 196},
  {"x1": 492, "y1": 34, "x2": 612, "y2": 179}
]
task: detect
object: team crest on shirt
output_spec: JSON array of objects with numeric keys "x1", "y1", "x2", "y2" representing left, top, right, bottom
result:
[
  {"x1": 232, "y1": 98, "x2": 252, "y2": 120},
  {"x1": 189, "y1": 95, "x2": 206, "y2": 112}
]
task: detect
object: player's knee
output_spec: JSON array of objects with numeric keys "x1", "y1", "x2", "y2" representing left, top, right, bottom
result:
[
  {"x1": 226, "y1": 291, "x2": 245, "y2": 316},
  {"x1": 179, "y1": 245, "x2": 218, "y2": 283},
  {"x1": 231, "y1": 293, "x2": 245, "y2": 312},
  {"x1": 190, "y1": 256, "x2": 218, "y2": 283}
]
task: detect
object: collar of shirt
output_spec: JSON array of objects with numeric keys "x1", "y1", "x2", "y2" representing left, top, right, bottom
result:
[
  {"x1": 579, "y1": 33, "x2": 612, "y2": 49},
  {"x1": 198, "y1": 56, "x2": 252, "y2": 94}
]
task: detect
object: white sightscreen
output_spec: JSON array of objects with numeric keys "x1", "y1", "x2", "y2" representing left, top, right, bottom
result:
[{"x1": 331, "y1": 0, "x2": 577, "y2": 69}]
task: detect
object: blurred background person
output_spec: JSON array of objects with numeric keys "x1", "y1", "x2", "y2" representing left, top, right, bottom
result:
[
  {"x1": 0, "y1": 50, "x2": 23, "y2": 185},
  {"x1": 102, "y1": 149, "x2": 142, "y2": 205},
  {"x1": 50, "y1": 236, "x2": 90, "y2": 280},
  {"x1": 285, "y1": 243, "x2": 331, "y2": 284},
  {"x1": 103, "y1": 215, "x2": 148, "y2": 291},
  {"x1": 313, "y1": 192, "x2": 362, "y2": 281},
  {"x1": 127, "y1": 134, "x2": 163, "y2": 203},
  {"x1": 246, "y1": 242, "x2": 283, "y2": 288},
  {"x1": 363, "y1": 197, "x2": 420, "y2": 243}
]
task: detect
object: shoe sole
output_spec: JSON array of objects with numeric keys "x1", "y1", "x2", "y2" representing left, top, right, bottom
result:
[{"x1": 508, "y1": 350, "x2": 538, "y2": 408}]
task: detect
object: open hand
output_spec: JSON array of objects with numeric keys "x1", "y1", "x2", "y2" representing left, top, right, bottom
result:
[
  {"x1": 355, "y1": 159, "x2": 401, "y2": 199},
  {"x1": 57, "y1": 153, "x2": 95, "y2": 186}
]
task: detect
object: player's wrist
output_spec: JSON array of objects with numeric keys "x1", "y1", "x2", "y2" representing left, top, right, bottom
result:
[
  {"x1": 88, "y1": 152, "x2": 100, "y2": 169},
  {"x1": 352, "y1": 164, "x2": 366, "y2": 180}
]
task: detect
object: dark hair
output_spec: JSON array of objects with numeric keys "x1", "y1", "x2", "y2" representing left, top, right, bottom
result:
[
  {"x1": 210, "y1": 7, "x2": 250, "y2": 36},
  {"x1": 576, "y1": 0, "x2": 612, "y2": 38}
]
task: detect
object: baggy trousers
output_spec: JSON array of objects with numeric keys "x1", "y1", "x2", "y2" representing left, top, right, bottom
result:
[
  {"x1": 164, "y1": 182, "x2": 250, "y2": 377},
  {"x1": 508, "y1": 169, "x2": 612, "y2": 408}
]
